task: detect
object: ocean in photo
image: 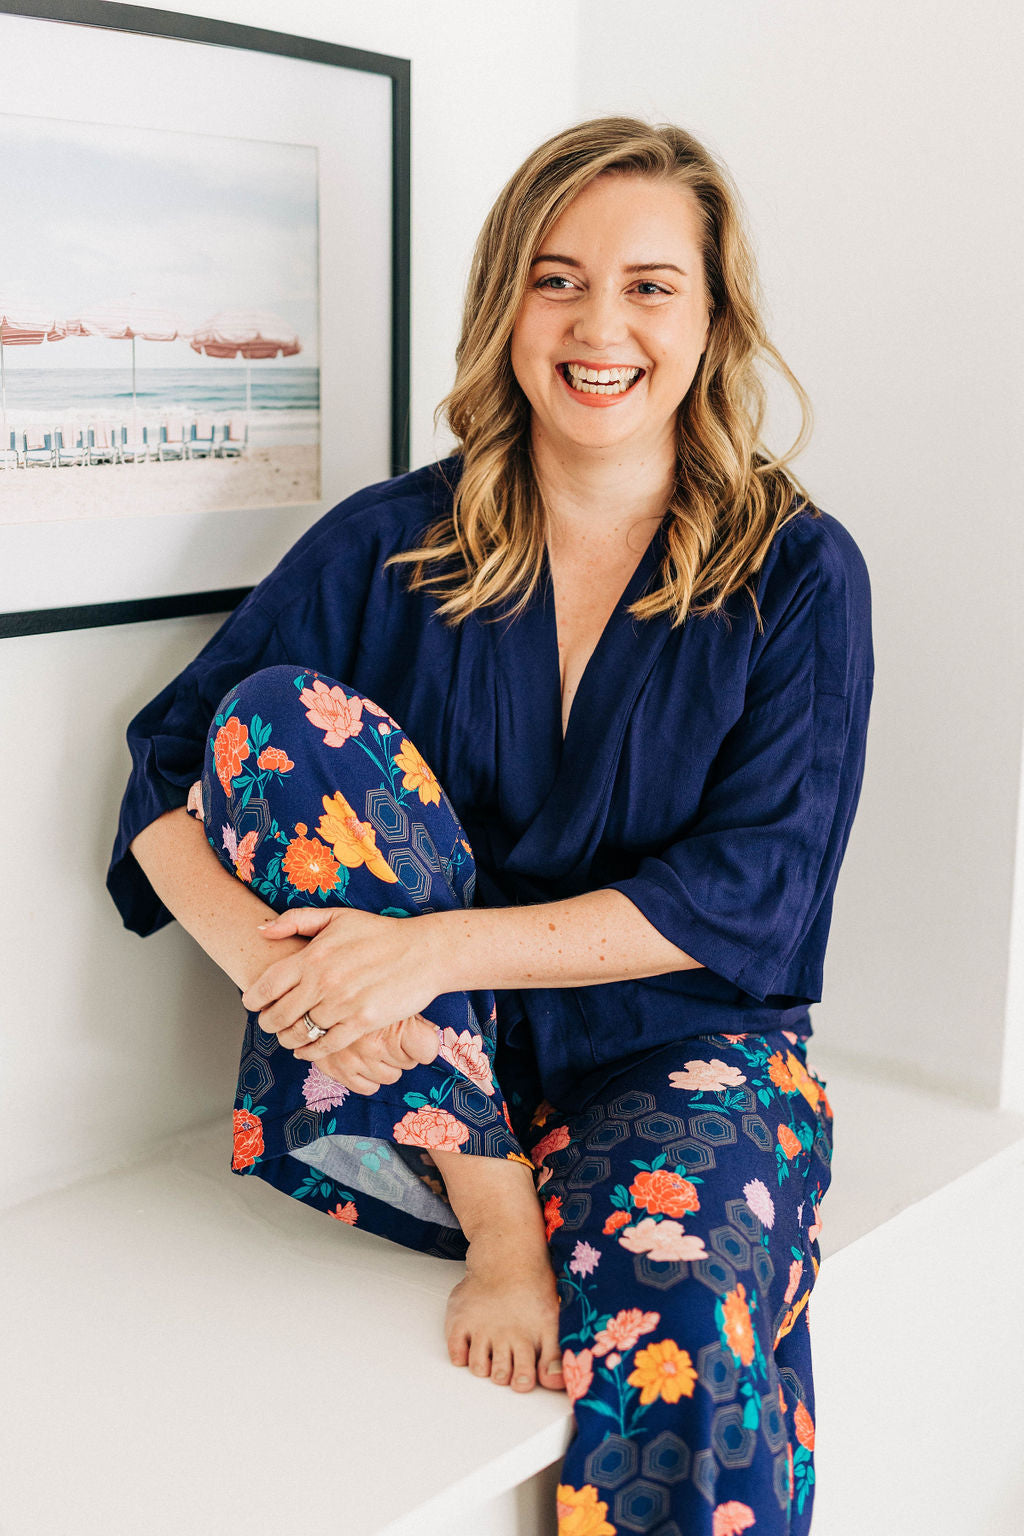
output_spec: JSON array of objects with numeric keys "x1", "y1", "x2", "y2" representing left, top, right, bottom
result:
[{"x1": 0, "y1": 366, "x2": 320, "y2": 447}]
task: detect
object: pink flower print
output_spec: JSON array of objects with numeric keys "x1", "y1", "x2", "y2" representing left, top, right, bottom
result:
[
  {"x1": 435, "y1": 1026, "x2": 495, "y2": 1095},
  {"x1": 782, "y1": 1030, "x2": 800, "y2": 1044},
  {"x1": 569, "y1": 1240, "x2": 601, "y2": 1278},
  {"x1": 808, "y1": 1206, "x2": 824, "y2": 1244},
  {"x1": 713, "y1": 1501, "x2": 756, "y2": 1536},
  {"x1": 301, "y1": 1062, "x2": 350, "y2": 1112},
  {"x1": 221, "y1": 824, "x2": 238, "y2": 861},
  {"x1": 605, "y1": 1352, "x2": 622, "y2": 1369},
  {"x1": 744, "y1": 1178, "x2": 776, "y2": 1229},
  {"x1": 361, "y1": 696, "x2": 400, "y2": 727},
  {"x1": 591, "y1": 1309, "x2": 660, "y2": 1357},
  {"x1": 617, "y1": 1218, "x2": 709, "y2": 1263},
  {"x1": 378, "y1": 723, "x2": 391, "y2": 735},
  {"x1": 669, "y1": 1058, "x2": 747, "y2": 1092},
  {"x1": 531, "y1": 1123, "x2": 571, "y2": 1167},
  {"x1": 299, "y1": 678, "x2": 365, "y2": 746},
  {"x1": 393, "y1": 1106, "x2": 469, "y2": 1152},
  {"x1": 784, "y1": 1259, "x2": 803, "y2": 1304},
  {"x1": 561, "y1": 1348, "x2": 594, "y2": 1405}
]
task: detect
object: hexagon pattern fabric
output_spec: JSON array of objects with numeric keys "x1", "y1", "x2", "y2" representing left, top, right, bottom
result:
[{"x1": 204, "y1": 665, "x2": 833, "y2": 1533}]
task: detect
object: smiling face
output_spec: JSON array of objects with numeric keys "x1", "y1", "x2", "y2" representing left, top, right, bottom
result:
[{"x1": 510, "y1": 172, "x2": 713, "y2": 463}]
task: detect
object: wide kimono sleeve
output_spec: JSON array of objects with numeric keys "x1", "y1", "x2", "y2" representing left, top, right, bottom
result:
[
  {"x1": 603, "y1": 512, "x2": 874, "y2": 1004},
  {"x1": 106, "y1": 480, "x2": 392, "y2": 938}
]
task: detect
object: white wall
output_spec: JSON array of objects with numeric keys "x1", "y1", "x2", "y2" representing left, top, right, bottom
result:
[
  {"x1": 0, "y1": 0, "x2": 582, "y2": 1208},
  {"x1": 577, "y1": 0, "x2": 1024, "y2": 1106}
]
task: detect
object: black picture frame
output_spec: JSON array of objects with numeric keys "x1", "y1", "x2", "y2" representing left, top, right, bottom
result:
[{"x1": 0, "y1": 0, "x2": 410, "y2": 638}]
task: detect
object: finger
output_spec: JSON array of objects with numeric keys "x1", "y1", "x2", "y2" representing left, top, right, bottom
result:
[
  {"x1": 402, "y1": 1017, "x2": 441, "y2": 1065},
  {"x1": 345, "y1": 1072, "x2": 382, "y2": 1097},
  {"x1": 241, "y1": 955, "x2": 308, "y2": 1014},
  {"x1": 256, "y1": 908, "x2": 336, "y2": 940}
]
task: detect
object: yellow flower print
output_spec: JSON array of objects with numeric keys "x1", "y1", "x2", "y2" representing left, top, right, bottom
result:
[
  {"x1": 317, "y1": 791, "x2": 398, "y2": 883},
  {"x1": 785, "y1": 1050, "x2": 821, "y2": 1112},
  {"x1": 394, "y1": 738, "x2": 441, "y2": 806},
  {"x1": 627, "y1": 1338, "x2": 697, "y2": 1405},
  {"x1": 506, "y1": 1151, "x2": 535, "y2": 1169},
  {"x1": 555, "y1": 1483, "x2": 616, "y2": 1535}
]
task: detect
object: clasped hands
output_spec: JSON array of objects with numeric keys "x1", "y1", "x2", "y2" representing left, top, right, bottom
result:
[{"x1": 240, "y1": 906, "x2": 446, "y2": 1096}]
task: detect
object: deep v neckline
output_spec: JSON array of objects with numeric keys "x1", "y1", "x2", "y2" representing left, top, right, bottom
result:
[{"x1": 541, "y1": 521, "x2": 669, "y2": 746}]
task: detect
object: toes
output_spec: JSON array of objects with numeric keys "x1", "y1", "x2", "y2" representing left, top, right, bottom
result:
[
  {"x1": 511, "y1": 1341, "x2": 537, "y2": 1392},
  {"x1": 447, "y1": 1330, "x2": 470, "y2": 1368},
  {"x1": 538, "y1": 1351, "x2": 565, "y2": 1391},
  {"x1": 468, "y1": 1336, "x2": 492, "y2": 1378},
  {"x1": 489, "y1": 1344, "x2": 513, "y2": 1386}
]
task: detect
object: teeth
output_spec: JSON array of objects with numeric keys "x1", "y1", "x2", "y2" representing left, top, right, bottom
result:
[{"x1": 564, "y1": 362, "x2": 642, "y2": 395}]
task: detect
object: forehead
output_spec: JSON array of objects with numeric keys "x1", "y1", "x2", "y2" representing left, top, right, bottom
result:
[{"x1": 539, "y1": 174, "x2": 705, "y2": 264}]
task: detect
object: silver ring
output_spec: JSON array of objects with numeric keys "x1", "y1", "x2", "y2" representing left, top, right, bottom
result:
[{"x1": 302, "y1": 1011, "x2": 328, "y2": 1041}]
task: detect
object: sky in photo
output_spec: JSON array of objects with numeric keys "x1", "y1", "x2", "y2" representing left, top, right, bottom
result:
[{"x1": 0, "y1": 111, "x2": 319, "y2": 371}]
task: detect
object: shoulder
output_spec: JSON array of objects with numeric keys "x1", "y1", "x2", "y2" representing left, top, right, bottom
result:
[
  {"x1": 247, "y1": 455, "x2": 460, "y2": 615},
  {"x1": 753, "y1": 499, "x2": 874, "y2": 691}
]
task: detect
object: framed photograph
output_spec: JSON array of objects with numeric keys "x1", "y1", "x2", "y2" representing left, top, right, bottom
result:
[{"x1": 0, "y1": 0, "x2": 410, "y2": 637}]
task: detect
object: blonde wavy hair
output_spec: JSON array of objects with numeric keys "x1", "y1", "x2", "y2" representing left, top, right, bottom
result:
[{"x1": 384, "y1": 115, "x2": 816, "y2": 633}]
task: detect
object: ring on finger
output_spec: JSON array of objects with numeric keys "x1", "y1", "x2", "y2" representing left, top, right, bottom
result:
[{"x1": 302, "y1": 1011, "x2": 328, "y2": 1042}]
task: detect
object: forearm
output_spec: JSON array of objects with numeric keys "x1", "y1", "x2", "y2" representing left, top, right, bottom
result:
[
  {"x1": 423, "y1": 888, "x2": 704, "y2": 992},
  {"x1": 129, "y1": 806, "x2": 306, "y2": 990}
]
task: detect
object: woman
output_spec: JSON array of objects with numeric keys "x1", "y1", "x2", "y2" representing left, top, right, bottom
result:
[{"x1": 108, "y1": 117, "x2": 873, "y2": 1534}]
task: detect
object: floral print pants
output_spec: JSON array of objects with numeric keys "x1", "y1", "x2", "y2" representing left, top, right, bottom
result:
[{"x1": 195, "y1": 664, "x2": 834, "y2": 1536}]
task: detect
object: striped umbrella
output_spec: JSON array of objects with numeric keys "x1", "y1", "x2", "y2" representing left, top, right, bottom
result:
[
  {"x1": 0, "y1": 305, "x2": 68, "y2": 462},
  {"x1": 65, "y1": 299, "x2": 187, "y2": 420},
  {"x1": 189, "y1": 309, "x2": 301, "y2": 426}
]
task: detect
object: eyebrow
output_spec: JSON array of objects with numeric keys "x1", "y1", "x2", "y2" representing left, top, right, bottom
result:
[{"x1": 530, "y1": 254, "x2": 688, "y2": 276}]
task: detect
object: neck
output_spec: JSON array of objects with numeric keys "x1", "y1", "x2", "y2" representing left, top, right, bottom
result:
[{"x1": 529, "y1": 421, "x2": 677, "y2": 552}]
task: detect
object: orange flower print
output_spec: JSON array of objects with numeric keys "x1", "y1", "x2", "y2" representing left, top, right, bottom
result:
[
  {"x1": 231, "y1": 1107, "x2": 263, "y2": 1170},
  {"x1": 713, "y1": 1501, "x2": 756, "y2": 1536},
  {"x1": 721, "y1": 1282, "x2": 755, "y2": 1366},
  {"x1": 629, "y1": 1168, "x2": 700, "y2": 1218},
  {"x1": 234, "y1": 829, "x2": 258, "y2": 884},
  {"x1": 394, "y1": 738, "x2": 442, "y2": 807},
  {"x1": 777, "y1": 1123, "x2": 802, "y2": 1160},
  {"x1": 787, "y1": 1441, "x2": 795, "y2": 1500},
  {"x1": 818, "y1": 1085, "x2": 834, "y2": 1120},
  {"x1": 767, "y1": 1050, "x2": 797, "y2": 1092},
  {"x1": 530, "y1": 1099, "x2": 556, "y2": 1131},
  {"x1": 627, "y1": 1339, "x2": 697, "y2": 1405},
  {"x1": 532, "y1": 1123, "x2": 571, "y2": 1167},
  {"x1": 300, "y1": 678, "x2": 365, "y2": 746},
  {"x1": 282, "y1": 832, "x2": 340, "y2": 894},
  {"x1": 435, "y1": 1026, "x2": 495, "y2": 1095},
  {"x1": 328, "y1": 1201, "x2": 358, "y2": 1224},
  {"x1": 603, "y1": 1209, "x2": 631, "y2": 1236},
  {"x1": 591, "y1": 1308, "x2": 660, "y2": 1357},
  {"x1": 785, "y1": 1050, "x2": 821, "y2": 1112},
  {"x1": 555, "y1": 1483, "x2": 616, "y2": 1536},
  {"x1": 507, "y1": 1151, "x2": 534, "y2": 1169},
  {"x1": 561, "y1": 1348, "x2": 594, "y2": 1406},
  {"x1": 214, "y1": 716, "x2": 250, "y2": 794},
  {"x1": 393, "y1": 1106, "x2": 469, "y2": 1152},
  {"x1": 257, "y1": 745, "x2": 294, "y2": 773},
  {"x1": 543, "y1": 1194, "x2": 564, "y2": 1241},
  {"x1": 794, "y1": 1400, "x2": 816, "y2": 1450},
  {"x1": 317, "y1": 790, "x2": 398, "y2": 882},
  {"x1": 779, "y1": 1382, "x2": 787, "y2": 1413}
]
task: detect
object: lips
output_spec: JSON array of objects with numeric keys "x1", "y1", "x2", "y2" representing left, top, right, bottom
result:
[{"x1": 557, "y1": 362, "x2": 645, "y2": 399}]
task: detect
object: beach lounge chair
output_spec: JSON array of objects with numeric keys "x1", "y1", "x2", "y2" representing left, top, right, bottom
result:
[
  {"x1": 217, "y1": 418, "x2": 248, "y2": 457},
  {"x1": 87, "y1": 424, "x2": 118, "y2": 465},
  {"x1": 55, "y1": 424, "x2": 88, "y2": 467},
  {"x1": 20, "y1": 427, "x2": 55, "y2": 468},
  {"x1": 1, "y1": 429, "x2": 18, "y2": 468},
  {"x1": 189, "y1": 415, "x2": 217, "y2": 458},
  {"x1": 118, "y1": 423, "x2": 148, "y2": 464},
  {"x1": 158, "y1": 419, "x2": 190, "y2": 461}
]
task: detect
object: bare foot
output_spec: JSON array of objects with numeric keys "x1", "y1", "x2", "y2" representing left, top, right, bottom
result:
[{"x1": 445, "y1": 1226, "x2": 565, "y2": 1394}]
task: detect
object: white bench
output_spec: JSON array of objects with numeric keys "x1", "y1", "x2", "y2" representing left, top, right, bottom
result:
[{"x1": 2, "y1": 1055, "x2": 1022, "y2": 1536}]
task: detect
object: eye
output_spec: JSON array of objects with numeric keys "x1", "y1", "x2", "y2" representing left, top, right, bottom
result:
[
  {"x1": 536, "y1": 275, "x2": 576, "y2": 291},
  {"x1": 635, "y1": 281, "x2": 670, "y2": 296}
]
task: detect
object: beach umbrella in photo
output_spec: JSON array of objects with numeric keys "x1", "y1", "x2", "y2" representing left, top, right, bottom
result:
[
  {"x1": 0, "y1": 305, "x2": 69, "y2": 463},
  {"x1": 65, "y1": 299, "x2": 188, "y2": 421},
  {"x1": 188, "y1": 310, "x2": 301, "y2": 431}
]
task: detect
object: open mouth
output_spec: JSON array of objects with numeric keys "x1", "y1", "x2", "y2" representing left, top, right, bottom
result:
[{"x1": 557, "y1": 362, "x2": 645, "y2": 397}]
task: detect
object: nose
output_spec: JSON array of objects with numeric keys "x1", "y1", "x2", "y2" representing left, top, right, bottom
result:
[{"x1": 569, "y1": 287, "x2": 629, "y2": 353}]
